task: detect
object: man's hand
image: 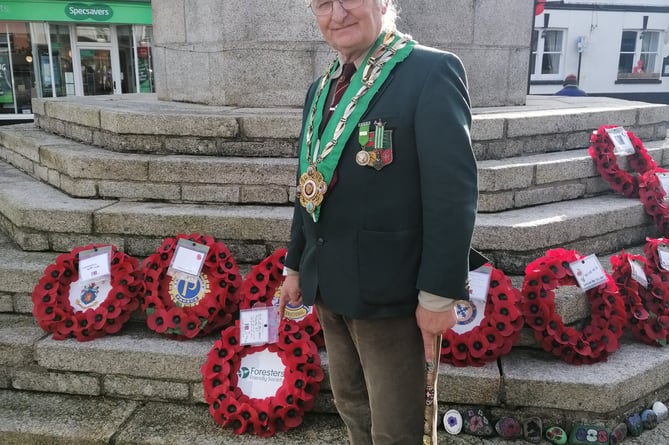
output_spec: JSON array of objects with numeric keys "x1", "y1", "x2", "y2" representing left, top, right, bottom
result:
[
  {"x1": 416, "y1": 304, "x2": 458, "y2": 362},
  {"x1": 278, "y1": 274, "x2": 302, "y2": 318}
]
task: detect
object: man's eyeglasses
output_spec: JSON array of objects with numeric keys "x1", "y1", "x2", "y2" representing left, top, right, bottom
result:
[{"x1": 309, "y1": 0, "x2": 364, "y2": 16}]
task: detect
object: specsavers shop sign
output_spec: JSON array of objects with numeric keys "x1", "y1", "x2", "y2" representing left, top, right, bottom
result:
[
  {"x1": 0, "y1": 1, "x2": 152, "y2": 25},
  {"x1": 65, "y1": 3, "x2": 113, "y2": 21}
]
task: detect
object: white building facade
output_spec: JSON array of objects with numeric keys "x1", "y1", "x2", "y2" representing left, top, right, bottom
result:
[{"x1": 530, "y1": 0, "x2": 669, "y2": 104}]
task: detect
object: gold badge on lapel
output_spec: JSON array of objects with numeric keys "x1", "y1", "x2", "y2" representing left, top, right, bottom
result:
[{"x1": 356, "y1": 119, "x2": 393, "y2": 170}]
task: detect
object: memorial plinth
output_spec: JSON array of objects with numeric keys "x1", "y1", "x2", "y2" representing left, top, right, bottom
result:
[{"x1": 151, "y1": 0, "x2": 534, "y2": 108}]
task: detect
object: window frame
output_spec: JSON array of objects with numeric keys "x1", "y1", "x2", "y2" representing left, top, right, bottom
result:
[
  {"x1": 617, "y1": 29, "x2": 662, "y2": 81},
  {"x1": 530, "y1": 28, "x2": 566, "y2": 81}
]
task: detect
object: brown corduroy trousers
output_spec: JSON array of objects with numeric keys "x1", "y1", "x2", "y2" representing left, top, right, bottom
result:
[{"x1": 316, "y1": 300, "x2": 426, "y2": 445}]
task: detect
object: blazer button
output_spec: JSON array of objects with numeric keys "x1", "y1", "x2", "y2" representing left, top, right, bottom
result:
[{"x1": 317, "y1": 238, "x2": 325, "y2": 246}]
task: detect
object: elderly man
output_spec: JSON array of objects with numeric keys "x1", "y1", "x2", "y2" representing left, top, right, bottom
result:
[{"x1": 278, "y1": 0, "x2": 478, "y2": 443}]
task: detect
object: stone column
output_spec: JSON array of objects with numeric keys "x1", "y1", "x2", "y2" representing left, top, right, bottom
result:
[{"x1": 151, "y1": 0, "x2": 533, "y2": 108}]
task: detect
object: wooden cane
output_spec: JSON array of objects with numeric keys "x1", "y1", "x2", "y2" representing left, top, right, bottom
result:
[{"x1": 423, "y1": 333, "x2": 442, "y2": 445}]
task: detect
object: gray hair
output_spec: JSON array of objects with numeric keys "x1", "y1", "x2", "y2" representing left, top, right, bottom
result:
[{"x1": 381, "y1": 0, "x2": 398, "y2": 33}]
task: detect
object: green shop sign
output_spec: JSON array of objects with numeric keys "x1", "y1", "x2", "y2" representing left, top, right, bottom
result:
[
  {"x1": 0, "y1": 0, "x2": 152, "y2": 25},
  {"x1": 65, "y1": 3, "x2": 114, "y2": 21}
]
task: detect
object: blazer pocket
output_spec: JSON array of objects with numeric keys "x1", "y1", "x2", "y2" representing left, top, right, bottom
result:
[{"x1": 358, "y1": 228, "x2": 421, "y2": 305}]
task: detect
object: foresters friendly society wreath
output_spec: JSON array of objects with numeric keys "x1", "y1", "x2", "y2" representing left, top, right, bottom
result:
[
  {"x1": 32, "y1": 244, "x2": 142, "y2": 341},
  {"x1": 440, "y1": 266, "x2": 524, "y2": 367},
  {"x1": 140, "y1": 233, "x2": 242, "y2": 339},
  {"x1": 588, "y1": 125, "x2": 657, "y2": 198},
  {"x1": 520, "y1": 248, "x2": 626, "y2": 365},
  {"x1": 201, "y1": 319, "x2": 324, "y2": 437},
  {"x1": 239, "y1": 248, "x2": 323, "y2": 347}
]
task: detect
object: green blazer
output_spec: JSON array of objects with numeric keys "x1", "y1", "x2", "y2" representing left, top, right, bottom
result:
[{"x1": 285, "y1": 44, "x2": 479, "y2": 319}]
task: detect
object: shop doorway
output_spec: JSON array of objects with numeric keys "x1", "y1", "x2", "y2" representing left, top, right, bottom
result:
[
  {"x1": 78, "y1": 47, "x2": 115, "y2": 95},
  {"x1": 72, "y1": 25, "x2": 120, "y2": 96}
]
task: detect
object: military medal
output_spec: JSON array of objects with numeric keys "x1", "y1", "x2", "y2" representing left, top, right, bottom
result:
[
  {"x1": 297, "y1": 164, "x2": 328, "y2": 214},
  {"x1": 356, "y1": 122, "x2": 371, "y2": 166}
]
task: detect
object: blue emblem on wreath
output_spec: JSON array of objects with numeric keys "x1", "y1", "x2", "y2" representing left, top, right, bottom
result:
[
  {"x1": 455, "y1": 301, "x2": 477, "y2": 325},
  {"x1": 169, "y1": 274, "x2": 210, "y2": 307},
  {"x1": 80, "y1": 283, "x2": 100, "y2": 306}
]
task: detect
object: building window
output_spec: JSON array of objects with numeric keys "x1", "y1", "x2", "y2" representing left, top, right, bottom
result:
[
  {"x1": 618, "y1": 30, "x2": 661, "y2": 80},
  {"x1": 530, "y1": 29, "x2": 565, "y2": 80}
]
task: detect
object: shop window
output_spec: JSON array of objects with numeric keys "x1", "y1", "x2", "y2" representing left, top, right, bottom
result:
[
  {"x1": 49, "y1": 24, "x2": 74, "y2": 97},
  {"x1": 135, "y1": 26, "x2": 154, "y2": 93},
  {"x1": 76, "y1": 25, "x2": 110, "y2": 43},
  {"x1": 530, "y1": 29, "x2": 565, "y2": 80},
  {"x1": 617, "y1": 30, "x2": 661, "y2": 80},
  {"x1": 0, "y1": 22, "x2": 36, "y2": 115}
]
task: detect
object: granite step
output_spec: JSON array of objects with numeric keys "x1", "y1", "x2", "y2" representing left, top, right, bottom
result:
[
  {"x1": 32, "y1": 94, "x2": 669, "y2": 160},
  {"x1": 478, "y1": 136, "x2": 669, "y2": 212},
  {"x1": 0, "y1": 159, "x2": 659, "y2": 272},
  {"x1": 0, "y1": 124, "x2": 297, "y2": 206},
  {"x1": 2, "y1": 124, "x2": 669, "y2": 212}
]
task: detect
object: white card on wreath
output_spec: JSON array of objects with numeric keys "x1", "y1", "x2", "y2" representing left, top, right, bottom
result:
[
  {"x1": 569, "y1": 254, "x2": 608, "y2": 291},
  {"x1": 168, "y1": 239, "x2": 209, "y2": 278},
  {"x1": 240, "y1": 307, "x2": 280, "y2": 346},
  {"x1": 629, "y1": 258, "x2": 648, "y2": 288},
  {"x1": 657, "y1": 173, "x2": 669, "y2": 201},
  {"x1": 658, "y1": 244, "x2": 669, "y2": 271},
  {"x1": 451, "y1": 266, "x2": 491, "y2": 334},
  {"x1": 605, "y1": 126, "x2": 635, "y2": 156},
  {"x1": 78, "y1": 246, "x2": 111, "y2": 283}
]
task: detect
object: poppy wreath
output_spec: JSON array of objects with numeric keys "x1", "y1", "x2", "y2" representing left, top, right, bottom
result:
[
  {"x1": 638, "y1": 169, "x2": 669, "y2": 237},
  {"x1": 588, "y1": 125, "x2": 657, "y2": 198},
  {"x1": 140, "y1": 233, "x2": 242, "y2": 339},
  {"x1": 610, "y1": 247, "x2": 669, "y2": 346},
  {"x1": 31, "y1": 244, "x2": 142, "y2": 342},
  {"x1": 440, "y1": 266, "x2": 524, "y2": 367},
  {"x1": 239, "y1": 248, "x2": 323, "y2": 347},
  {"x1": 520, "y1": 248, "x2": 626, "y2": 365},
  {"x1": 201, "y1": 319, "x2": 324, "y2": 437}
]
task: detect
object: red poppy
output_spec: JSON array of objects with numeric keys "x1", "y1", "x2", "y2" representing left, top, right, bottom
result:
[
  {"x1": 146, "y1": 308, "x2": 170, "y2": 334},
  {"x1": 179, "y1": 311, "x2": 203, "y2": 339}
]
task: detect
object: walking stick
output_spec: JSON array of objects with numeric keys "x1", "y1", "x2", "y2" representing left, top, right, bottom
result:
[{"x1": 423, "y1": 333, "x2": 442, "y2": 445}]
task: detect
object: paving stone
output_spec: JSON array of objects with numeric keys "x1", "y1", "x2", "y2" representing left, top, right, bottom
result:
[
  {"x1": 11, "y1": 367, "x2": 101, "y2": 396},
  {"x1": 93, "y1": 201, "x2": 293, "y2": 242},
  {"x1": 473, "y1": 195, "x2": 649, "y2": 251},
  {"x1": 437, "y1": 360, "x2": 501, "y2": 406},
  {"x1": 501, "y1": 340, "x2": 669, "y2": 413},
  {"x1": 0, "y1": 161, "x2": 110, "y2": 233},
  {"x1": 114, "y1": 401, "x2": 347, "y2": 445},
  {"x1": 104, "y1": 375, "x2": 189, "y2": 401},
  {"x1": 35, "y1": 324, "x2": 213, "y2": 381},
  {"x1": 0, "y1": 314, "x2": 46, "y2": 367},
  {"x1": 0, "y1": 389, "x2": 138, "y2": 445},
  {"x1": 0, "y1": 292, "x2": 13, "y2": 312}
]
